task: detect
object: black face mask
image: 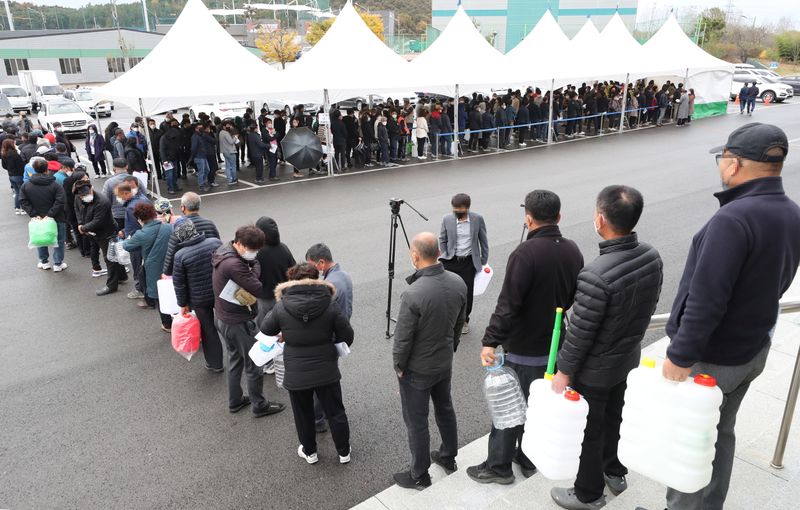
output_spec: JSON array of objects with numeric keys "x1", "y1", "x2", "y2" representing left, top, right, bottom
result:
[{"x1": 454, "y1": 210, "x2": 468, "y2": 220}]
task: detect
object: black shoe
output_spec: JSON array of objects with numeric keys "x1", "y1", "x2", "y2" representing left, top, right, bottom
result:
[
  {"x1": 95, "y1": 286, "x2": 117, "y2": 296},
  {"x1": 431, "y1": 450, "x2": 457, "y2": 474},
  {"x1": 513, "y1": 449, "x2": 538, "y2": 478},
  {"x1": 65, "y1": 242, "x2": 77, "y2": 250},
  {"x1": 253, "y1": 401, "x2": 286, "y2": 418},
  {"x1": 204, "y1": 364, "x2": 224, "y2": 373},
  {"x1": 466, "y1": 462, "x2": 514, "y2": 485},
  {"x1": 604, "y1": 473, "x2": 627, "y2": 496},
  {"x1": 229, "y1": 397, "x2": 251, "y2": 413},
  {"x1": 315, "y1": 421, "x2": 328, "y2": 433},
  {"x1": 393, "y1": 470, "x2": 431, "y2": 491}
]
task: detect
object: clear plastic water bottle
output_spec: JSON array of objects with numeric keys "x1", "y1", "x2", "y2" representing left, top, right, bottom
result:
[
  {"x1": 483, "y1": 349, "x2": 527, "y2": 429},
  {"x1": 274, "y1": 352, "x2": 285, "y2": 389}
]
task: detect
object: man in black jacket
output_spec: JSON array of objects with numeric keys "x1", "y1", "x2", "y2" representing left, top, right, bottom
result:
[
  {"x1": 246, "y1": 123, "x2": 268, "y2": 183},
  {"x1": 172, "y1": 220, "x2": 224, "y2": 372},
  {"x1": 255, "y1": 216, "x2": 296, "y2": 325},
  {"x1": 468, "y1": 190, "x2": 583, "y2": 485},
  {"x1": 74, "y1": 182, "x2": 126, "y2": 295},
  {"x1": 330, "y1": 110, "x2": 348, "y2": 173},
  {"x1": 392, "y1": 232, "x2": 467, "y2": 491},
  {"x1": 660, "y1": 124, "x2": 800, "y2": 510},
  {"x1": 19, "y1": 156, "x2": 67, "y2": 271},
  {"x1": 159, "y1": 119, "x2": 182, "y2": 194},
  {"x1": 162, "y1": 192, "x2": 220, "y2": 277},
  {"x1": 343, "y1": 109, "x2": 359, "y2": 168},
  {"x1": 550, "y1": 186, "x2": 663, "y2": 510}
]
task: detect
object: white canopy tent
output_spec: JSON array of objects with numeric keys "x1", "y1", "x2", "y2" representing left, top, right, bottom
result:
[
  {"x1": 643, "y1": 14, "x2": 734, "y2": 118},
  {"x1": 94, "y1": 0, "x2": 280, "y2": 115},
  {"x1": 503, "y1": 10, "x2": 570, "y2": 88}
]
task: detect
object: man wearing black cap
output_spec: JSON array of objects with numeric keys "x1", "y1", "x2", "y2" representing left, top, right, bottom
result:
[{"x1": 660, "y1": 123, "x2": 800, "y2": 509}]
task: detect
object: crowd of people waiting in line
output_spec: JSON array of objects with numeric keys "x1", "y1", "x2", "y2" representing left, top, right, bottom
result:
[{"x1": 1, "y1": 114, "x2": 799, "y2": 510}]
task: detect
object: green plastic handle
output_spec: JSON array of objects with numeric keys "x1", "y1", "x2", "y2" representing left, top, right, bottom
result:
[{"x1": 546, "y1": 307, "x2": 564, "y2": 376}]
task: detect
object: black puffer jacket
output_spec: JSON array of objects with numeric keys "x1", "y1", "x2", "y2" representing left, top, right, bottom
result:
[
  {"x1": 260, "y1": 279, "x2": 354, "y2": 391},
  {"x1": 255, "y1": 216, "x2": 295, "y2": 300},
  {"x1": 75, "y1": 191, "x2": 117, "y2": 240},
  {"x1": 557, "y1": 233, "x2": 663, "y2": 388},
  {"x1": 159, "y1": 127, "x2": 181, "y2": 163},
  {"x1": 19, "y1": 173, "x2": 66, "y2": 223},
  {"x1": 172, "y1": 234, "x2": 223, "y2": 308}
]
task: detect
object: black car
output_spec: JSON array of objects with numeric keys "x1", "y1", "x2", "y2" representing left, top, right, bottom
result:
[{"x1": 779, "y1": 75, "x2": 800, "y2": 94}]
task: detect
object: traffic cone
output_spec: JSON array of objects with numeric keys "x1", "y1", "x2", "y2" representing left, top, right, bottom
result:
[
  {"x1": 764, "y1": 95, "x2": 772, "y2": 105},
  {"x1": 735, "y1": 94, "x2": 740, "y2": 104}
]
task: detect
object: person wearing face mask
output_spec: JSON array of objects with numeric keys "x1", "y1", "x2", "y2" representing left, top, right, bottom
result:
[
  {"x1": 262, "y1": 120, "x2": 281, "y2": 181},
  {"x1": 391, "y1": 232, "x2": 467, "y2": 490},
  {"x1": 469, "y1": 190, "x2": 583, "y2": 486},
  {"x1": 114, "y1": 178, "x2": 148, "y2": 300},
  {"x1": 74, "y1": 182, "x2": 127, "y2": 295},
  {"x1": 387, "y1": 110, "x2": 400, "y2": 162},
  {"x1": 123, "y1": 202, "x2": 174, "y2": 332},
  {"x1": 438, "y1": 193, "x2": 489, "y2": 335},
  {"x1": 212, "y1": 225, "x2": 286, "y2": 418},
  {"x1": 103, "y1": 158, "x2": 130, "y2": 232},
  {"x1": 52, "y1": 122, "x2": 79, "y2": 162},
  {"x1": 85, "y1": 125, "x2": 107, "y2": 178},
  {"x1": 146, "y1": 118, "x2": 162, "y2": 178},
  {"x1": 549, "y1": 186, "x2": 662, "y2": 510},
  {"x1": 645, "y1": 124, "x2": 800, "y2": 510},
  {"x1": 219, "y1": 120, "x2": 239, "y2": 185},
  {"x1": 246, "y1": 122, "x2": 268, "y2": 184},
  {"x1": 161, "y1": 192, "x2": 219, "y2": 277},
  {"x1": 377, "y1": 116, "x2": 390, "y2": 166}
]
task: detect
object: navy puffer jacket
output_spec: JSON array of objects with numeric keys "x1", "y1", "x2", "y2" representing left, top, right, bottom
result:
[{"x1": 172, "y1": 233, "x2": 223, "y2": 308}]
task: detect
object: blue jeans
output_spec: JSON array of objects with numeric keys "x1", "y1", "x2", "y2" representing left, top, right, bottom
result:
[
  {"x1": 747, "y1": 98, "x2": 756, "y2": 113},
  {"x1": 223, "y1": 152, "x2": 237, "y2": 182},
  {"x1": 165, "y1": 160, "x2": 177, "y2": 192},
  {"x1": 9, "y1": 175, "x2": 23, "y2": 209},
  {"x1": 37, "y1": 221, "x2": 66, "y2": 265},
  {"x1": 194, "y1": 157, "x2": 210, "y2": 187}
]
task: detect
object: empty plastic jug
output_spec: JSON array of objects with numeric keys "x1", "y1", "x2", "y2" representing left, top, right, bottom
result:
[
  {"x1": 483, "y1": 352, "x2": 527, "y2": 429},
  {"x1": 274, "y1": 352, "x2": 285, "y2": 389},
  {"x1": 473, "y1": 265, "x2": 494, "y2": 296},
  {"x1": 522, "y1": 378, "x2": 589, "y2": 480},
  {"x1": 618, "y1": 357, "x2": 724, "y2": 494}
]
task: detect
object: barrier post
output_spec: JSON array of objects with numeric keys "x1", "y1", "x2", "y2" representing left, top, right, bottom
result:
[
  {"x1": 619, "y1": 73, "x2": 629, "y2": 135},
  {"x1": 547, "y1": 79, "x2": 555, "y2": 145},
  {"x1": 453, "y1": 84, "x2": 459, "y2": 160}
]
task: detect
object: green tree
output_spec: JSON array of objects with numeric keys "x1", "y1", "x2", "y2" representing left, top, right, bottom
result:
[
  {"x1": 698, "y1": 7, "x2": 726, "y2": 47},
  {"x1": 776, "y1": 31, "x2": 800, "y2": 62}
]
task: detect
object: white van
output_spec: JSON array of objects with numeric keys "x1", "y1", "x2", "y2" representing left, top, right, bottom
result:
[{"x1": 0, "y1": 84, "x2": 32, "y2": 112}]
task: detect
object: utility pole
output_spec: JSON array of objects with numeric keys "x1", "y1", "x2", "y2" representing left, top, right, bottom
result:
[
  {"x1": 3, "y1": 0, "x2": 14, "y2": 31},
  {"x1": 141, "y1": 0, "x2": 150, "y2": 32}
]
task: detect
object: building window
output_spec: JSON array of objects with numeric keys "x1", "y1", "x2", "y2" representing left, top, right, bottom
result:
[
  {"x1": 107, "y1": 57, "x2": 126, "y2": 73},
  {"x1": 128, "y1": 57, "x2": 143, "y2": 68},
  {"x1": 4, "y1": 58, "x2": 29, "y2": 76},
  {"x1": 59, "y1": 58, "x2": 82, "y2": 75}
]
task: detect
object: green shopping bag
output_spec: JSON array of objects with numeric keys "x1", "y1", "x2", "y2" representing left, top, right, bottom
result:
[{"x1": 28, "y1": 217, "x2": 57, "y2": 248}]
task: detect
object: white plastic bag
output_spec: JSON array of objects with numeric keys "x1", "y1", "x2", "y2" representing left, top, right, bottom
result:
[
  {"x1": 157, "y1": 278, "x2": 181, "y2": 316},
  {"x1": 274, "y1": 353, "x2": 285, "y2": 389},
  {"x1": 107, "y1": 239, "x2": 130, "y2": 265}
]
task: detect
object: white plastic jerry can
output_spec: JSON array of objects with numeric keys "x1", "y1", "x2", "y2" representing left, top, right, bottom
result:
[
  {"x1": 473, "y1": 265, "x2": 493, "y2": 296},
  {"x1": 521, "y1": 377, "x2": 589, "y2": 480},
  {"x1": 618, "y1": 357, "x2": 724, "y2": 494}
]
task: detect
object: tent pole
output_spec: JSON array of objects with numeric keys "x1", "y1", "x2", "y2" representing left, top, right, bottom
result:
[
  {"x1": 323, "y1": 89, "x2": 335, "y2": 176},
  {"x1": 138, "y1": 98, "x2": 161, "y2": 197},
  {"x1": 619, "y1": 73, "x2": 629, "y2": 134},
  {"x1": 547, "y1": 79, "x2": 554, "y2": 145},
  {"x1": 453, "y1": 84, "x2": 459, "y2": 160}
]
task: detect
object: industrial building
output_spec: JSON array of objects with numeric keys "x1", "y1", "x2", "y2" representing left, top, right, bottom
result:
[{"x1": 432, "y1": 0, "x2": 638, "y2": 53}]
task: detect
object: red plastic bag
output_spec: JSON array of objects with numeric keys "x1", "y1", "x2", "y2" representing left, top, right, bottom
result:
[{"x1": 171, "y1": 313, "x2": 201, "y2": 361}]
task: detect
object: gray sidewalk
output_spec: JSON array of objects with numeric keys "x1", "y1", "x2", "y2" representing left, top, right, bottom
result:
[{"x1": 354, "y1": 279, "x2": 800, "y2": 510}]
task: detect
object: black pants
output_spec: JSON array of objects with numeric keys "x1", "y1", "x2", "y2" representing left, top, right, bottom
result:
[
  {"x1": 334, "y1": 144, "x2": 347, "y2": 172},
  {"x1": 266, "y1": 152, "x2": 278, "y2": 178},
  {"x1": 518, "y1": 126, "x2": 528, "y2": 145},
  {"x1": 398, "y1": 369, "x2": 458, "y2": 479},
  {"x1": 289, "y1": 381, "x2": 351, "y2": 457},
  {"x1": 92, "y1": 236, "x2": 125, "y2": 290},
  {"x1": 215, "y1": 318, "x2": 268, "y2": 413},
  {"x1": 346, "y1": 139, "x2": 357, "y2": 167},
  {"x1": 90, "y1": 155, "x2": 107, "y2": 176},
  {"x1": 253, "y1": 156, "x2": 265, "y2": 181},
  {"x1": 195, "y1": 305, "x2": 223, "y2": 370},
  {"x1": 486, "y1": 362, "x2": 546, "y2": 476},
  {"x1": 442, "y1": 257, "x2": 475, "y2": 323},
  {"x1": 469, "y1": 131, "x2": 480, "y2": 151},
  {"x1": 572, "y1": 379, "x2": 628, "y2": 503}
]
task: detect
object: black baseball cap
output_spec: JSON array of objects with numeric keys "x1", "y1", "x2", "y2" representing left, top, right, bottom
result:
[{"x1": 709, "y1": 122, "x2": 788, "y2": 163}]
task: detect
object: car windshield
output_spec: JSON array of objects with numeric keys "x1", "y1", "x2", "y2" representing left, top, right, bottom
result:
[
  {"x1": 2, "y1": 87, "x2": 26, "y2": 97},
  {"x1": 74, "y1": 91, "x2": 94, "y2": 101},
  {"x1": 49, "y1": 103, "x2": 83, "y2": 114},
  {"x1": 42, "y1": 86, "x2": 64, "y2": 95}
]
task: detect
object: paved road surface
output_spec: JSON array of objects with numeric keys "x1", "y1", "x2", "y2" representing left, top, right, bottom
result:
[{"x1": 1, "y1": 101, "x2": 799, "y2": 509}]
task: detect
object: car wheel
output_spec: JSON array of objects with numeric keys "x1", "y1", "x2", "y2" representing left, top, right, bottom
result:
[
  {"x1": 761, "y1": 91, "x2": 776, "y2": 103},
  {"x1": 356, "y1": 101, "x2": 363, "y2": 110}
]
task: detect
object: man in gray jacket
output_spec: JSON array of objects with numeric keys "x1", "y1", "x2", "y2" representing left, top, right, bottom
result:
[
  {"x1": 392, "y1": 232, "x2": 468, "y2": 491},
  {"x1": 439, "y1": 193, "x2": 488, "y2": 334}
]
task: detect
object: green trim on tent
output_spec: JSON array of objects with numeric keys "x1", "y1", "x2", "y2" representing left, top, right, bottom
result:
[{"x1": 692, "y1": 101, "x2": 728, "y2": 120}]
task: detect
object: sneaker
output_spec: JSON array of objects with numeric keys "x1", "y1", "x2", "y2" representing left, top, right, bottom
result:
[
  {"x1": 37, "y1": 261, "x2": 52, "y2": 270},
  {"x1": 298, "y1": 445, "x2": 319, "y2": 464},
  {"x1": 462, "y1": 323, "x2": 470, "y2": 335},
  {"x1": 393, "y1": 470, "x2": 431, "y2": 490},
  {"x1": 519, "y1": 143, "x2": 527, "y2": 147},
  {"x1": 253, "y1": 401, "x2": 286, "y2": 418},
  {"x1": 466, "y1": 462, "x2": 514, "y2": 485},
  {"x1": 52, "y1": 263, "x2": 68, "y2": 272},
  {"x1": 92, "y1": 269, "x2": 108, "y2": 278},
  {"x1": 229, "y1": 396, "x2": 251, "y2": 413},
  {"x1": 209, "y1": 182, "x2": 220, "y2": 187},
  {"x1": 127, "y1": 290, "x2": 144, "y2": 299},
  {"x1": 550, "y1": 487, "x2": 606, "y2": 510},
  {"x1": 431, "y1": 450, "x2": 457, "y2": 474},
  {"x1": 339, "y1": 448, "x2": 351, "y2": 464},
  {"x1": 603, "y1": 474, "x2": 627, "y2": 496}
]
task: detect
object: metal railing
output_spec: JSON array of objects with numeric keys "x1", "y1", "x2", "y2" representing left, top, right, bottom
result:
[{"x1": 645, "y1": 296, "x2": 800, "y2": 469}]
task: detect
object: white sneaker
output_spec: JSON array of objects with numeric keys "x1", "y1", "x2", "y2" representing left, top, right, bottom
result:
[
  {"x1": 92, "y1": 269, "x2": 108, "y2": 278},
  {"x1": 519, "y1": 143, "x2": 527, "y2": 147},
  {"x1": 37, "y1": 261, "x2": 52, "y2": 270},
  {"x1": 53, "y1": 263, "x2": 68, "y2": 272},
  {"x1": 127, "y1": 290, "x2": 144, "y2": 299},
  {"x1": 15, "y1": 208, "x2": 24, "y2": 215},
  {"x1": 339, "y1": 448, "x2": 351, "y2": 464},
  {"x1": 297, "y1": 445, "x2": 319, "y2": 464}
]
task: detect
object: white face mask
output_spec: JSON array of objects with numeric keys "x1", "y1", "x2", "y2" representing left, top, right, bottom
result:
[
  {"x1": 130, "y1": 188, "x2": 138, "y2": 195},
  {"x1": 65, "y1": 171, "x2": 74, "y2": 176},
  {"x1": 116, "y1": 196, "x2": 125, "y2": 205},
  {"x1": 81, "y1": 195, "x2": 94, "y2": 203},
  {"x1": 242, "y1": 251, "x2": 257, "y2": 261}
]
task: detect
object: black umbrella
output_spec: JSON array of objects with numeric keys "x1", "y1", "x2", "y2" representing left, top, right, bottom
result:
[{"x1": 281, "y1": 127, "x2": 323, "y2": 170}]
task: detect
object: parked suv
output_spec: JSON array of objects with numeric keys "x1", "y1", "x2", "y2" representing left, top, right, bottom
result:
[{"x1": 730, "y1": 76, "x2": 794, "y2": 103}]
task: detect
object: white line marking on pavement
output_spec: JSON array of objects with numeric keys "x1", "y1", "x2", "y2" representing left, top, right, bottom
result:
[{"x1": 235, "y1": 179, "x2": 259, "y2": 188}]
